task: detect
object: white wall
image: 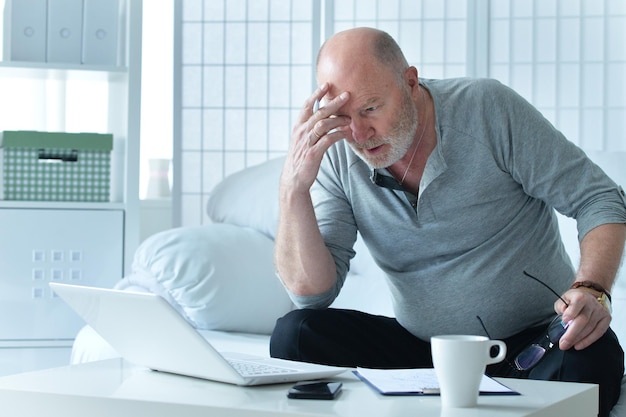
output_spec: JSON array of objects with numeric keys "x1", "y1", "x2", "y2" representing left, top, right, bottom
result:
[
  {"x1": 139, "y1": 200, "x2": 172, "y2": 242},
  {"x1": 140, "y1": 0, "x2": 174, "y2": 199}
]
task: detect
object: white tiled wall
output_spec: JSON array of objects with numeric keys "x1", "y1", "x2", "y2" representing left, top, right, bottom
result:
[
  {"x1": 176, "y1": 0, "x2": 318, "y2": 226},
  {"x1": 489, "y1": 0, "x2": 626, "y2": 152}
]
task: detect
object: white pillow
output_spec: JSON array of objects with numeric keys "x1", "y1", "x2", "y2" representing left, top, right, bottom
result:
[
  {"x1": 126, "y1": 223, "x2": 293, "y2": 334},
  {"x1": 206, "y1": 156, "x2": 285, "y2": 239}
]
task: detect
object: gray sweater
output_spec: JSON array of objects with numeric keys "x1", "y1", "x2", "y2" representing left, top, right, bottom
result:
[{"x1": 289, "y1": 78, "x2": 626, "y2": 340}]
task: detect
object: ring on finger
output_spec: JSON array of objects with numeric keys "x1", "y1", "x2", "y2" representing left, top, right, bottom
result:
[{"x1": 312, "y1": 130, "x2": 322, "y2": 139}]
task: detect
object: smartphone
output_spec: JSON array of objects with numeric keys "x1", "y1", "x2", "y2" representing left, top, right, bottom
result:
[{"x1": 287, "y1": 381, "x2": 343, "y2": 400}]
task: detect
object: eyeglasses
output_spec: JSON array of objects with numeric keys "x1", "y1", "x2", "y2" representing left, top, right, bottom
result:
[
  {"x1": 477, "y1": 271, "x2": 572, "y2": 372},
  {"x1": 513, "y1": 313, "x2": 569, "y2": 370}
]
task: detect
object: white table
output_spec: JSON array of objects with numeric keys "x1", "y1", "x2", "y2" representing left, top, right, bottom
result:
[{"x1": 0, "y1": 359, "x2": 598, "y2": 417}]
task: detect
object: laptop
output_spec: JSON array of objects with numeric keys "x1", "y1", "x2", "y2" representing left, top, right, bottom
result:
[{"x1": 50, "y1": 282, "x2": 347, "y2": 386}]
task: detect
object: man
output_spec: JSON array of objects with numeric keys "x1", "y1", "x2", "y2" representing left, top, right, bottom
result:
[{"x1": 270, "y1": 27, "x2": 625, "y2": 416}]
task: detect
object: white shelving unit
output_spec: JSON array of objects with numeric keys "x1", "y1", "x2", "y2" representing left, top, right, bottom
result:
[{"x1": 0, "y1": 0, "x2": 142, "y2": 376}]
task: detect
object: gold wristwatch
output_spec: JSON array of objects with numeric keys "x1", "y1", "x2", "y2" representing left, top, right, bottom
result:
[
  {"x1": 570, "y1": 281, "x2": 613, "y2": 314},
  {"x1": 597, "y1": 292, "x2": 612, "y2": 314}
]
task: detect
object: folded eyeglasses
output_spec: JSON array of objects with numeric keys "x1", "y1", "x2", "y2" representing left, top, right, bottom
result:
[{"x1": 478, "y1": 271, "x2": 571, "y2": 371}]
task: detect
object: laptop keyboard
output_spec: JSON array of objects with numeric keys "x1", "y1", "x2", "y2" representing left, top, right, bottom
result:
[{"x1": 228, "y1": 359, "x2": 299, "y2": 376}]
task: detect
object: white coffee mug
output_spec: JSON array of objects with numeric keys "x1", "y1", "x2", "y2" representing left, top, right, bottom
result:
[{"x1": 431, "y1": 335, "x2": 507, "y2": 408}]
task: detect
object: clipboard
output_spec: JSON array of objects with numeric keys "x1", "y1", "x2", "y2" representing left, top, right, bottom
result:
[{"x1": 354, "y1": 367, "x2": 520, "y2": 396}]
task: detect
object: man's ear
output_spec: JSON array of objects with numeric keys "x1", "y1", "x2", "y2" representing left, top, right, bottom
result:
[{"x1": 405, "y1": 66, "x2": 419, "y2": 94}]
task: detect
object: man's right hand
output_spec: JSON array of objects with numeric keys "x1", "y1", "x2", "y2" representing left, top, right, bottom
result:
[{"x1": 280, "y1": 83, "x2": 351, "y2": 194}]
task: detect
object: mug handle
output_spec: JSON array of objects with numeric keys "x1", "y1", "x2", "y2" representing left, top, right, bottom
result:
[{"x1": 486, "y1": 340, "x2": 507, "y2": 365}]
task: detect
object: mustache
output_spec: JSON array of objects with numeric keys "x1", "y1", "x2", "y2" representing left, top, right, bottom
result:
[{"x1": 351, "y1": 138, "x2": 390, "y2": 150}]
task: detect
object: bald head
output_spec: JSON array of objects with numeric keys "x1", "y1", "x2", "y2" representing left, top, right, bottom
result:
[{"x1": 317, "y1": 28, "x2": 409, "y2": 85}]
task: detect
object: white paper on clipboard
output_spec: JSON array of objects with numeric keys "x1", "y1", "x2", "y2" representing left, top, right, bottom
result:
[{"x1": 354, "y1": 367, "x2": 519, "y2": 396}]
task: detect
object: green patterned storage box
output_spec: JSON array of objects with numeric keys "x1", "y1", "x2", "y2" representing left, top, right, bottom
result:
[{"x1": 0, "y1": 131, "x2": 113, "y2": 202}]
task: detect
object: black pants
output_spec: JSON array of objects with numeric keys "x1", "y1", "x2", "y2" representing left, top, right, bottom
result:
[{"x1": 270, "y1": 308, "x2": 624, "y2": 417}]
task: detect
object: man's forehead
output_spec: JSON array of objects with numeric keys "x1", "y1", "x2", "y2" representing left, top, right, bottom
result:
[
  {"x1": 318, "y1": 71, "x2": 380, "y2": 105},
  {"x1": 318, "y1": 57, "x2": 394, "y2": 96},
  {"x1": 320, "y1": 90, "x2": 382, "y2": 116}
]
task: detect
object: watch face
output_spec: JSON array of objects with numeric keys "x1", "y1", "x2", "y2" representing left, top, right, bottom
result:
[{"x1": 598, "y1": 293, "x2": 612, "y2": 313}]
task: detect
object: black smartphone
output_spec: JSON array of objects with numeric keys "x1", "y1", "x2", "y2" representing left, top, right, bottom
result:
[{"x1": 287, "y1": 381, "x2": 343, "y2": 400}]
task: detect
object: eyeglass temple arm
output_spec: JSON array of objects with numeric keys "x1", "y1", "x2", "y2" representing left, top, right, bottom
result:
[
  {"x1": 476, "y1": 315, "x2": 493, "y2": 339},
  {"x1": 477, "y1": 272, "x2": 569, "y2": 339},
  {"x1": 522, "y1": 270, "x2": 569, "y2": 307}
]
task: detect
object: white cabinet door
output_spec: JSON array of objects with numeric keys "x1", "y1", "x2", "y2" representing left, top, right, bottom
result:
[{"x1": 0, "y1": 208, "x2": 123, "y2": 339}]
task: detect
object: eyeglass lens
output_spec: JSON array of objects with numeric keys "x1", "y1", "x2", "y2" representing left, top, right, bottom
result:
[
  {"x1": 547, "y1": 315, "x2": 569, "y2": 343},
  {"x1": 514, "y1": 315, "x2": 570, "y2": 371}
]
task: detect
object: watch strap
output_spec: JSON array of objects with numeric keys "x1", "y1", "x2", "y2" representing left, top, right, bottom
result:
[{"x1": 570, "y1": 280, "x2": 612, "y2": 302}]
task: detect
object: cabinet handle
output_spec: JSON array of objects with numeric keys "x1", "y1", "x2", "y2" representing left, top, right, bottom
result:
[{"x1": 37, "y1": 149, "x2": 78, "y2": 163}]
